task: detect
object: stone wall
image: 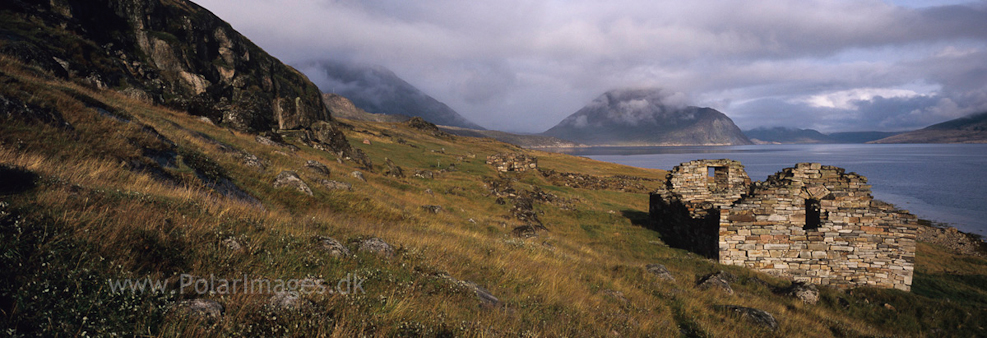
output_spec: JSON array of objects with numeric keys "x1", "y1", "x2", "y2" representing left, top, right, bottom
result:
[
  {"x1": 650, "y1": 160, "x2": 918, "y2": 291},
  {"x1": 486, "y1": 153, "x2": 537, "y2": 172},
  {"x1": 718, "y1": 163, "x2": 917, "y2": 291},
  {"x1": 651, "y1": 159, "x2": 751, "y2": 258},
  {"x1": 668, "y1": 159, "x2": 751, "y2": 212}
]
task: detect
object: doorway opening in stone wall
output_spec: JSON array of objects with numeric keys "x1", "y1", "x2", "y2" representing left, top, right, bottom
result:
[{"x1": 805, "y1": 198, "x2": 821, "y2": 230}]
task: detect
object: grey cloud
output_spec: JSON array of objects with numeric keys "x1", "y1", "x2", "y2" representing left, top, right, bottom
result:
[{"x1": 194, "y1": 0, "x2": 987, "y2": 133}]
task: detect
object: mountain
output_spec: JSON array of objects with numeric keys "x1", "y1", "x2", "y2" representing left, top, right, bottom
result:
[
  {"x1": 744, "y1": 128, "x2": 903, "y2": 144},
  {"x1": 745, "y1": 127, "x2": 833, "y2": 144},
  {"x1": 872, "y1": 112, "x2": 987, "y2": 143},
  {"x1": 322, "y1": 93, "x2": 409, "y2": 123},
  {"x1": 542, "y1": 89, "x2": 752, "y2": 146},
  {"x1": 0, "y1": 0, "x2": 353, "y2": 155},
  {"x1": 300, "y1": 60, "x2": 485, "y2": 130}
]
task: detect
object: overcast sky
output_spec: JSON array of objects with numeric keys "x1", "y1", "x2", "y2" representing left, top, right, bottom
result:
[{"x1": 194, "y1": 0, "x2": 987, "y2": 133}]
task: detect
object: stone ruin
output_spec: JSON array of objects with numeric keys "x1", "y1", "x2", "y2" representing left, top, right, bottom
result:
[
  {"x1": 650, "y1": 159, "x2": 917, "y2": 291},
  {"x1": 486, "y1": 153, "x2": 538, "y2": 172}
]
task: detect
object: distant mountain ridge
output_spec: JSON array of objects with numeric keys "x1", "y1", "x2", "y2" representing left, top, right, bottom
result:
[
  {"x1": 872, "y1": 111, "x2": 987, "y2": 143},
  {"x1": 542, "y1": 89, "x2": 752, "y2": 146},
  {"x1": 744, "y1": 127, "x2": 902, "y2": 144},
  {"x1": 300, "y1": 61, "x2": 485, "y2": 130}
]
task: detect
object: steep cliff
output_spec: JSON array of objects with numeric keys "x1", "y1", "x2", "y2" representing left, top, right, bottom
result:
[{"x1": 0, "y1": 0, "x2": 348, "y2": 152}]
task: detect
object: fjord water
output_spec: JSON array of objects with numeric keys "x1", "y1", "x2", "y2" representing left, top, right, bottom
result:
[{"x1": 571, "y1": 144, "x2": 987, "y2": 236}]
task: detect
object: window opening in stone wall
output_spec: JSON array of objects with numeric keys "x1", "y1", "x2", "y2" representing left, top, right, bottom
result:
[
  {"x1": 712, "y1": 166, "x2": 728, "y2": 187},
  {"x1": 805, "y1": 198, "x2": 821, "y2": 230}
]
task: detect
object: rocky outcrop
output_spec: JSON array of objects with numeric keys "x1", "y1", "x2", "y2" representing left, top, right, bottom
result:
[
  {"x1": 917, "y1": 225, "x2": 986, "y2": 256},
  {"x1": 316, "y1": 237, "x2": 351, "y2": 258},
  {"x1": 174, "y1": 299, "x2": 224, "y2": 318},
  {"x1": 540, "y1": 169, "x2": 659, "y2": 193},
  {"x1": 273, "y1": 171, "x2": 312, "y2": 196},
  {"x1": 697, "y1": 271, "x2": 735, "y2": 295},
  {"x1": 0, "y1": 0, "x2": 355, "y2": 154},
  {"x1": 784, "y1": 282, "x2": 819, "y2": 305},
  {"x1": 646, "y1": 263, "x2": 675, "y2": 281},
  {"x1": 715, "y1": 305, "x2": 778, "y2": 331},
  {"x1": 356, "y1": 237, "x2": 395, "y2": 258}
]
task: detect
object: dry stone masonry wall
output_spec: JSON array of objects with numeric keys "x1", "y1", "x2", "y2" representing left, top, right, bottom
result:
[
  {"x1": 651, "y1": 160, "x2": 917, "y2": 291},
  {"x1": 486, "y1": 153, "x2": 538, "y2": 172}
]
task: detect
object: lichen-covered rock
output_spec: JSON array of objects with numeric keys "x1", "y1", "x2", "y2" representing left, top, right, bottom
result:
[
  {"x1": 646, "y1": 263, "x2": 675, "y2": 281},
  {"x1": 268, "y1": 291, "x2": 315, "y2": 312},
  {"x1": 716, "y1": 305, "x2": 778, "y2": 331},
  {"x1": 273, "y1": 171, "x2": 312, "y2": 196},
  {"x1": 305, "y1": 160, "x2": 331, "y2": 178},
  {"x1": 351, "y1": 171, "x2": 366, "y2": 182},
  {"x1": 785, "y1": 282, "x2": 819, "y2": 305},
  {"x1": 357, "y1": 237, "x2": 395, "y2": 258},
  {"x1": 384, "y1": 158, "x2": 404, "y2": 178},
  {"x1": 319, "y1": 179, "x2": 352, "y2": 191},
  {"x1": 316, "y1": 237, "x2": 351, "y2": 258},
  {"x1": 174, "y1": 299, "x2": 224, "y2": 318},
  {"x1": 697, "y1": 271, "x2": 735, "y2": 295}
]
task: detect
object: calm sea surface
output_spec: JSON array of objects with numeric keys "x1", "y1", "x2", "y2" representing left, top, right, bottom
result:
[{"x1": 559, "y1": 144, "x2": 987, "y2": 236}]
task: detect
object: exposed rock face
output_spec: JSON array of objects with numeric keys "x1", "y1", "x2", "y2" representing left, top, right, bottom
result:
[
  {"x1": 299, "y1": 60, "x2": 485, "y2": 130},
  {"x1": 543, "y1": 88, "x2": 752, "y2": 146},
  {"x1": 174, "y1": 299, "x2": 224, "y2": 318},
  {"x1": 268, "y1": 291, "x2": 315, "y2": 312},
  {"x1": 273, "y1": 171, "x2": 312, "y2": 196},
  {"x1": 384, "y1": 158, "x2": 404, "y2": 178},
  {"x1": 438, "y1": 274, "x2": 501, "y2": 308},
  {"x1": 356, "y1": 237, "x2": 395, "y2": 258},
  {"x1": 305, "y1": 160, "x2": 331, "y2": 178},
  {"x1": 318, "y1": 179, "x2": 352, "y2": 191},
  {"x1": 0, "y1": 0, "x2": 354, "y2": 154},
  {"x1": 716, "y1": 305, "x2": 778, "y2": 331},
  {"x1": 697, "y1": 271, "x2": 735, "y2": 294},
  {"x1": 917, "y1": 225, "x2": 986, "y2": 256},
  {"x1": 784, "y1": 282, "x2": 819, "y2": 305},
  {"x1": 540, "y1": 168, "x2": 658, "y2": 193},
  {"x1": 317, "y1": 237, "x2": 351, "y2": 258},
  {"x1": 646, "y1": 263, "x2": 675, "y2": 281}
]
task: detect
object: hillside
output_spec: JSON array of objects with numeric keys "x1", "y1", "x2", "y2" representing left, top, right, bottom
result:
[
  {"x1": 322, "y1": 93, "x2": 410, "y2": 123},
  {"x1": 439, "y1": 125, "x2": 584, "y2": 149},
  {"x1": 543, "y1": 89, "x2": 752, "y2": 146},
  {"x1": 872, "y1": 111, "x2": 987, "y2": 143},
  {"x1": 300, "y1": 60, "x2": 485, "y2": 130},
  {"x1": 2, "y1": 2, "x2": 987, "y2": 337}
]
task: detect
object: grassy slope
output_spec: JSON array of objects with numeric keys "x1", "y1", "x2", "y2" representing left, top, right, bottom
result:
[{"x1": 0, "y1": 56, "x2": 985, "y2": 337}]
